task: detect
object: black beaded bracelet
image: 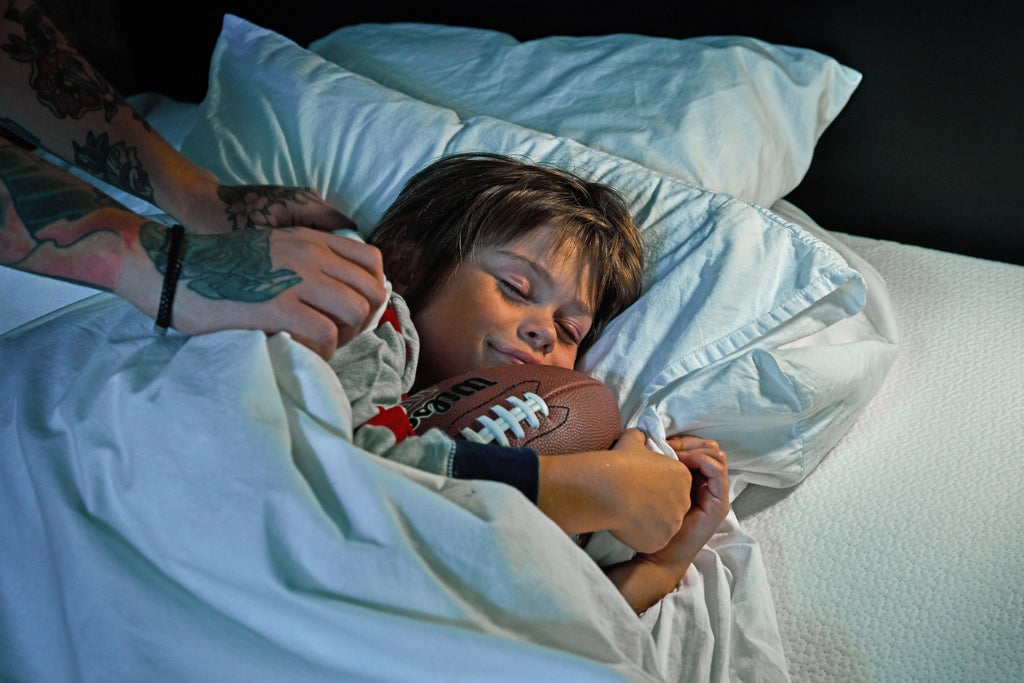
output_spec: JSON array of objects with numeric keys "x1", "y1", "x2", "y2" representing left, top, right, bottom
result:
[{"x1": 155, "y1": 224, "x2": 186, "y2": 331}]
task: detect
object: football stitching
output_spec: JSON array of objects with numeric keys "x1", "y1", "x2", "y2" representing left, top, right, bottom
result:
[
  {"x1": 462, "y1": 400, "x2": 571, "y2": 447},
  {"x1": 461, "y1": 392, "x2": 549, "y2": 446},
  {"x1": 402, "y1": 370, "x2": 612, "y2": 450}
]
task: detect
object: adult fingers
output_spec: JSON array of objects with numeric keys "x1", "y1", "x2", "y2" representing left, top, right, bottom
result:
[
  {"x1": 261, "y1": 185, "x2": 358, "y2": 233},
  {"x1": 290, "y1": 200, "x2": 358, "y2": 233},
  {"x1": 323, "y1": 235, "x2": 386, "y2": 299}
]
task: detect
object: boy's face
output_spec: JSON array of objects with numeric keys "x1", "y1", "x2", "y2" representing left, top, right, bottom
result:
[{"x1": 410, "y1": 226, "x2": 595, "y2": 391}]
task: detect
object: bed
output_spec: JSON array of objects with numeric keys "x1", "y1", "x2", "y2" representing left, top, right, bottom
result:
[{"x1": 2, "y1": 12, "x2": 1022, "y2": 683}]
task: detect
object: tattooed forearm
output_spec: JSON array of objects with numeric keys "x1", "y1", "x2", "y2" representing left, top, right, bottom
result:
[
  {"x1": 0, "y1": 141, "x2": 118, "y2": 237},
  {"x1": 141, "y1": 223, "x2": 301, "y2": 302},
  {"x1": 218, "y1": 185, "x2": 320, "y2": 231},
  {"x1": 2, "y1": 2, "x2": 124, "y2": 122},
  {"x1": 1, "y1": 140, "x2": 134, "y2": 290},
  {"x1": 73, "y1": 131, "x2": 155, "y2": 201}
]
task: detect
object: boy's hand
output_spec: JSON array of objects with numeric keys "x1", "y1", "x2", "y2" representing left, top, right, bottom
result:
[
  {"x1": 538, "y1": 428, "x2": 694, "y2": 553},
  {"x1": 643, "y1": 435, "x2": 730, "y2": 568},
  {"x1": 604, "y1": 436, "x2": 729, "y2": 614}
]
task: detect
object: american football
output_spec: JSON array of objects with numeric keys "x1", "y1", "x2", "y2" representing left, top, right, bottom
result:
[{"x1": 401, "y1": 365, "x2": 621, "y2": 454}]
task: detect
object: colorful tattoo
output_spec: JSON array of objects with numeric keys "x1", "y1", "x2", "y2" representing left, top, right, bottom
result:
[
  {"x1": 0, "y1": 142, "x2": 115, "y2": 237},
  {"x1": 1, "y1": 142, "x2": 129, "y2": 289},
  {"x1": 218, "y1": 185, "x2": 319, "y2": 231},
  {"x1": 141, "y1": 223, "x2": 301, "y2": 303},
  {"x1": 73, "y1": 131, "x2": 155, "y2": 202},
  {"x1": 2, "y1": 3, "x2": 122, "y2": 121}
]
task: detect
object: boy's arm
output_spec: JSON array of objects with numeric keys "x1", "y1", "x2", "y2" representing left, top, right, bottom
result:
[
  {"x1": 537, "y1": 429, "x2": 696, "y2": 554},
  {"x1": 604, "y1": 437, "x2": 730, "y2": 613}
]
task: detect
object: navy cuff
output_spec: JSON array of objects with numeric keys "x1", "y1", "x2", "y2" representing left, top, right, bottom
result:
[{"x1": 450, "y1": 440, "x2": 540, "y2": 503}]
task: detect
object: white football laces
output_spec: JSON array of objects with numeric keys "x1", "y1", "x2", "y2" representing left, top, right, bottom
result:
[{"x1": 460, "y1": 392, "x2": 550, "y2": 446}]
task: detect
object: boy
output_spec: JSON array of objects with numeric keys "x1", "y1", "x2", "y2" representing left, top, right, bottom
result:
[{"x1": 332, "y1": 153, "x2": 730, "y2": 614}]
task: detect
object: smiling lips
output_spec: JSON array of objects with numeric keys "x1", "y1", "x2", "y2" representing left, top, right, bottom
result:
[{"x1": 492, "y1": 342, "x2": 539, "y2": 366}]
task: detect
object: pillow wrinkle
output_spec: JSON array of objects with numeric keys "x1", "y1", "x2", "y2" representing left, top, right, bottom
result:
[
  {"x1": 182, "y1": 15, "x2": 893, "y2": 493},
  {"x1": 311, "y1": 24, "x2": 862, "y2": 206}
]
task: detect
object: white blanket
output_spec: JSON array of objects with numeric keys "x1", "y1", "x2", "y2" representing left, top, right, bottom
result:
[{"x1": 0, "y1": 294, "x2": 787, "y2": 681}]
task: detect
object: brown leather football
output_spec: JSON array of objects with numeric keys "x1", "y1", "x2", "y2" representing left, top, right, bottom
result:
[{"x1": 401, "y1": 364, "x2": 621, "y2": 454}]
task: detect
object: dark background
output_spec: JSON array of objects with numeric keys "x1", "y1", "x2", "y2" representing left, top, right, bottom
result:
[{"x1": 36, "y1": 0, "x2": 1024, "y2": 265}]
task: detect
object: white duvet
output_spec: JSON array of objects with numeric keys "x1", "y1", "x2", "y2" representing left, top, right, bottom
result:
[{"x1": 0, "y1": 295, "x2": 785, "y2": 681}]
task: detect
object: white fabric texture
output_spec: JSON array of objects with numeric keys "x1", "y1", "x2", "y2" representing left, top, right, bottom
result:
[
  {"x1": 0, "y1": 15, "x2": 895, "y2": 683},
  {"x1": 738, "y1": 209, "x2": 1024, "y2": 681},
  {"x1": 0, "y1": 295, "x2": 787, "y2": 682},
  {"x1": 179, "y1": 16, "x2": 896, "y2": 494},
  {"x1": 1, "y1": 15, "x2": 1019, "y2": 683},
  {"x1": 310, "y1": 23, "x2": 862, "y2": 207}
]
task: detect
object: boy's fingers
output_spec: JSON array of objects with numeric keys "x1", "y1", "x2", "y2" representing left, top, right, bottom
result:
[
  {"x1": 667, "y1": 434, "x2": 719, "y2": 452},
  {"x1": 677, "y1": 449, "x2": 728, "y2": 481}
]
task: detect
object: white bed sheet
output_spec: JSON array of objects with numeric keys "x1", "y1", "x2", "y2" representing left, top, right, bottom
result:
[
  {"x1": 4, "y1": 212, "x2": 1018, "y2": 682},
  {"x1": 738, "y1": 206, "x2": 1024, "y2": 681}
]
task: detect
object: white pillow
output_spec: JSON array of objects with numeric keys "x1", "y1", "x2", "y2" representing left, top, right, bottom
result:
[
  {"x1": 310, "y1": 23, "x2": 861, "y2": 208},
  {"x1": 180, "y1": 16, "x2": 891, "y2": 491}
]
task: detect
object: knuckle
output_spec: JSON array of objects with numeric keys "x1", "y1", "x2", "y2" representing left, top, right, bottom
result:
[
  {"x1": 352, "y1": 296, "x2": 373, "y2": 323},
  {"x1": 369, "y1": 279, "x2": 389, "y2": 305},
  {"x1": 308, "y1": 317, "x2": 338, "y2": 358},
  {"x1": 365, "y1": 243, "x2": 384, "y2": 268}
]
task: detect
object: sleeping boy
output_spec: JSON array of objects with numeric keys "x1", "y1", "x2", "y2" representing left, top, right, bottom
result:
[{"x1": 330, "y1": 152, "x2": 730, "y2": 614}]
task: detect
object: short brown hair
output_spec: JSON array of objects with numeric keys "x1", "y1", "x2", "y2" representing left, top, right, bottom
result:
[{"x1": 368, "y1": 153, "x2": 643, "y2": 354}]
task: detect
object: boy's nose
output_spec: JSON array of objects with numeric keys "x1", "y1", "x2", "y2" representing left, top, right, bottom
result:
[{"x1": 521, "y1": 321, "x2": 555, "y2": 354}]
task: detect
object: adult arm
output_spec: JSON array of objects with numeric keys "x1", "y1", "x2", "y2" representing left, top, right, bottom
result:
[
  {"x1": 1, "y1": 1, "x2": 386, "y2": 354},
  {"x1": 0, "y1": 1, "x2": 354, "y2": 235},
  {"x1": 0, "y1": 135, "x2": 384, "y2": 358}
]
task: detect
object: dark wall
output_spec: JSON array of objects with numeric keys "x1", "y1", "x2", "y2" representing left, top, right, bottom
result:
[{"x1": 37, "y1": 1, "x2": 1024, "y2": 265}]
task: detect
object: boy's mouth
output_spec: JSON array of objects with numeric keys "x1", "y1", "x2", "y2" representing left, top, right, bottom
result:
[{"x1": 491, "y1": 342, "x2": 538, "y2": 366}]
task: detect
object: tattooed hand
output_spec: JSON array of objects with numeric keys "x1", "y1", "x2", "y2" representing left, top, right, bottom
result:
[
  {"x1": 213, "y1": 184, "x2": 357, "y2": 234},
  {"x1": 142, "y1": 223, "x2": 388, "y2": 359},
  {"x1": 2, "y1": 1, "x2": 382, "y2": 358},
  {"x1": 173, "y1": 182, "x2": 358, "y2": 236}
]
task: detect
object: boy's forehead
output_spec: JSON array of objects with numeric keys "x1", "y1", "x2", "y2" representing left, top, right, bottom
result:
[{"x1": 492, "y1": 225, "x2": 583, "y2": 262}]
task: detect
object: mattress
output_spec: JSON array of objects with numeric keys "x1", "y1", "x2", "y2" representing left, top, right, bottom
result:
[{"x1": 738, "y1": 222, "x2": 1024, "y2": 681}]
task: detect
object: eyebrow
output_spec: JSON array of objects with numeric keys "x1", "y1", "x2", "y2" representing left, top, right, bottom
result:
[{"x1": 496, "y1": 249, "x2": 595, "y2": 318}]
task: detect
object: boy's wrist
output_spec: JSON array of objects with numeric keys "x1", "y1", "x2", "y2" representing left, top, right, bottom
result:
[
  {"x1": 451, "y1": 440, "x2": 539, "y2": 502},
  {"x1": 605, "y1": 554, "x2": 685, "y2": 615},
  {"x1": 537, "y1": 453, "x2": 617, "y2": 535}
]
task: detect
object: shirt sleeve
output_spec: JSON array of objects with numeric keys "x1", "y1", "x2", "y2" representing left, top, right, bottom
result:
[{"x1": 450, "y1": 440, "x2": 540, "y2": 503}]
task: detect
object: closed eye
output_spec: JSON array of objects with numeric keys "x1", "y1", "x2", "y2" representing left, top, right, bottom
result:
[
  {"x1": 498, "y1": 278, "x2": 530, "y2": 302},
  {"x1": 557, "y1": 321, "x2": 582, "y2": 345}
]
